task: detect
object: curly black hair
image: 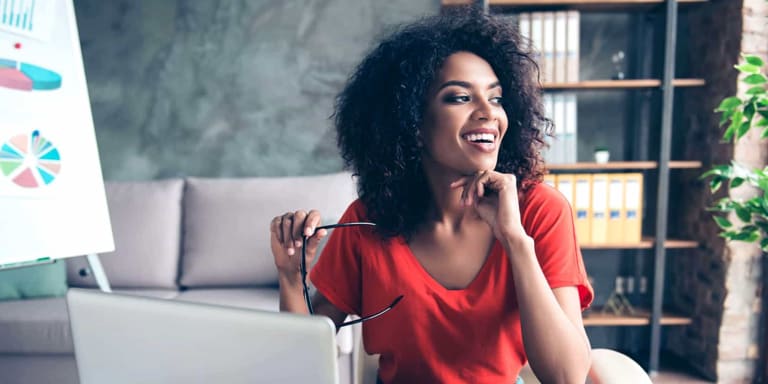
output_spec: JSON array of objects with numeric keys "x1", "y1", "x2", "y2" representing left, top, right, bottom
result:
[{"x1": 334, "y1": 6, "x2": 550, "y2": 240}]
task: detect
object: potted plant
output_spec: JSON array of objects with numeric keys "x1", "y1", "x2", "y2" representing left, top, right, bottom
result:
[{"x1": 702, "y1": 54, "x2": 768, "y2": 249}]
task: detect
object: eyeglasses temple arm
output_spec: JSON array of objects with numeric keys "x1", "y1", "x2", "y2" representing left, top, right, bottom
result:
[{"x1": 337, "y1": 295, "x2": 403, "y2": 329}]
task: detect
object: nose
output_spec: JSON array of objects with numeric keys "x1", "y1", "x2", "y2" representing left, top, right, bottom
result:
[{"x1": 470, "y1": 98, "x2": 497, "y2": 121}]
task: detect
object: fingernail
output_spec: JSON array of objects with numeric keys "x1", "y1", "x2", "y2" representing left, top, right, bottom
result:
[
  {"x1": 295, "y1": 240, "x2": 302, "y2": 247},
  {"x1": 287, "y1": 248, "x2": 295, "y2": 255},
  {"x1": 305, "y1": 227, "x2": 313, "y2": 236}
]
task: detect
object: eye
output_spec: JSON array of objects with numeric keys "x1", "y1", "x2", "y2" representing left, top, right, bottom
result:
[
  {"x1": 443, "y1": 94, "x2": 470, "y2": 103},
  {"x1": 490, "y1": 96, "x2": 504, "y2": 105}
]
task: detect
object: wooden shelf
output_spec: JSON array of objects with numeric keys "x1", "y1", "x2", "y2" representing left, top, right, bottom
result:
[
  {"x1": 443, "y1": 0, "x2": 707, "y2": 11},
  {"x1": 580, "y1": 237, "x2": 698, "y2": 249},
  {"x1": 542, "y1": 79, "x2": 705, "y2": 90},
  {"x1": 583, "y1": 309, "x2": 692, "y2": 326},
  {"x1": 546, "y1": 160, "x2": 702, "y2": 171}
]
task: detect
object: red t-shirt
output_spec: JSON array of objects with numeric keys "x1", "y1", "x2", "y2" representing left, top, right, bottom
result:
[{"x1": 310, "y1": 182, "x2": 593, "y2": 383}]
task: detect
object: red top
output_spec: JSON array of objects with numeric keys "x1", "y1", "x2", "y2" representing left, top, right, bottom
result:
[{"x1": 310, "y1": 182, "x2": 593, "y2": 383}]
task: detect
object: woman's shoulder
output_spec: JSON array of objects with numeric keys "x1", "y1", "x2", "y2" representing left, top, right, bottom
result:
[{"x1": 521, "y1": 180, "x2": 570, "y2": 210}]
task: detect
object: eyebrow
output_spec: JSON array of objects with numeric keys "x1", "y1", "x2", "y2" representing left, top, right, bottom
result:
[{"x1": 437, "y1": 80, "x2": 501, "y2": 91}]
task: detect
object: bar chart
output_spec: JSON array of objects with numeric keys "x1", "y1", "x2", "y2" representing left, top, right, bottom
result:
[{"x1": 0, "y1": 0, "x2": 54, "y2": 40}]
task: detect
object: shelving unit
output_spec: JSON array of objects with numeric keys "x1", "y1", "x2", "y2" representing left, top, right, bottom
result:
[
  {"x1": 447, "y1": 0, "x2": 707, "y2": 375},
  {"x1": 546, "y1": 160, "x2": 702, "y2": 170}
]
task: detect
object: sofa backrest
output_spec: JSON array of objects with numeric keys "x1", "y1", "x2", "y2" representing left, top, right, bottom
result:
[
  {"x1": 179, "y1": 172, "x2": 358, "y2": 288},
  {"x1": 67, "y1": 179, "x2": 184, "y2": 289}
]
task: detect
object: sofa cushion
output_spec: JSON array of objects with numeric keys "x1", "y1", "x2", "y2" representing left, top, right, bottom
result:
[
  {"x1": 67, "y1": 179, "x2": 184, "y2": 289},
  {"x1": 175, "y1": 288, "x2": 280, "y2": 311},
  {"x1": 180, "y1": 172, "x2": 357, "y2": 287},
  {"x1": 0, "y1": 297, "x2": 72, "y2": 354},
  {"x1": 0, "y1": 261, "x2": 67, "y2": 301}
]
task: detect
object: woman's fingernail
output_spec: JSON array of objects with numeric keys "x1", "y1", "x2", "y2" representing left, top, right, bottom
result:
[
  {"x1": 305, "y1": 227, "x2": 313, "y2": 236},
  {"x1": 287, "y1": 248, "x2": 295, "y2": 255},
  {"x1": 295, "y1": 240, "x2": 302, "y2": 247}
]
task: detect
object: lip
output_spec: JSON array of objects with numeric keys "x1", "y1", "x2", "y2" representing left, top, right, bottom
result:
[
  {"x1": 461, "y1": 128, "x2": 499, "y2": 137},
  {"x1": 461, "y1": 127, "x2": 499, "y2": 153}
]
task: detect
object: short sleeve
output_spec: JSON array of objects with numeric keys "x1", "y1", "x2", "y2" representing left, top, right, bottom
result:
[
  {"x1": 521, "y1": 183, "x2": 594, "y2": 310},
  {"x1": 309, "y1": 200, "x2": 365, "y2": 316}
]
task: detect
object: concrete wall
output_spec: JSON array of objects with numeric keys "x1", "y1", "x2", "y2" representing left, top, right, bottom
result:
[{"x1": 74, "y1": 0, "x2": 438, "y2": 180}]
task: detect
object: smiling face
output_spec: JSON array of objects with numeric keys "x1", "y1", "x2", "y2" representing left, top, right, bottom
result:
[{"x1": 420, "y1": 51, "x2": 509, "y2": 178}]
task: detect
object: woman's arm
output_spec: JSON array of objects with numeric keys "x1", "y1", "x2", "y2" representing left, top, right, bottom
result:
[
  {"x1": 272, "y1": 209, "x2": 350, "y2": 329},
  {"x1": 505, "y1": 237, "x2": 591, "y2": 384},
  {"x1": 455, "y1": 171, "x2": 591, "y2": 383}
]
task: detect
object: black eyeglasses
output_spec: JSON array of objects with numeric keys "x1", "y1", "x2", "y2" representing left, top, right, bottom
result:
[{"x1": 301, "y1": 222, "x2": 403, "y2": 329}]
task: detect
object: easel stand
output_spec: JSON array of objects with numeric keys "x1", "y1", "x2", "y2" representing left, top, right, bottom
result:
[{"x1": 86, "y1": 254, "x2": 111, "y2": 293}]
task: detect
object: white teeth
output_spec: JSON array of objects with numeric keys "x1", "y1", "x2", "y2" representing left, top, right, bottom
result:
[{"x1": 464, "y1": 133, "x2": 495, "y2": 143}]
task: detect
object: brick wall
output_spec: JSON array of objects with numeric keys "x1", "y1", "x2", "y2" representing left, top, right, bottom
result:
[{"x1": 670, "y1": 0, "x2": 768, "y2": 381}]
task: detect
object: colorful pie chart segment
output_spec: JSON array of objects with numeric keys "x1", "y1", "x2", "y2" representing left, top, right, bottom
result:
[
  {"x1": 0, "y1": 58, "x2": 61, "y2": 91},
  {"x1": 0, "y1": 130, "x2": 61, "y2": 188}
]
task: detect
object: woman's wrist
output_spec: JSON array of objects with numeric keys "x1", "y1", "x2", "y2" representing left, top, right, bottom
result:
[
  {"x1": 501, "y1": 232, "x2": 535, "y2": 258},
  {"x1": 278, "y1": 270, "x2": 306, "y2": 289}
]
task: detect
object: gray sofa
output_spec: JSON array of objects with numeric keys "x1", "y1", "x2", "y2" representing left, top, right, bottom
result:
[{"x1": 0, "y1": 172, "x2": 361, "y2": 384}]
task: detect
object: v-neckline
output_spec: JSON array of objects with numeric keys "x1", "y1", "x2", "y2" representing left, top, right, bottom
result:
[{"x1": 397, "y1": 237, "x2": 501, "y2": 295}]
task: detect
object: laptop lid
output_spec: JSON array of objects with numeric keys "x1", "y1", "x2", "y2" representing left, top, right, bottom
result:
[{"x1": 66, "y1": 288, "x2": 339, "y2": 384}]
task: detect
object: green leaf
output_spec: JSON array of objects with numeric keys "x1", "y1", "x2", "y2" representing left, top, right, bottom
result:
[
  {"x1": 747, "y1": 86, "x2": 767, "y2": 95},
  {"x1": 745, "y1": 102, "x2": 757, "y2": 119},
  {"x1": 744, "y1": 74, "x2": 768, "y2": 85},
  {"x1": 731, "y1": 177, "x2": 746, "y2": 188},
  {"x1": 757, "y1": 118, "x2": 768, "y2": 127},
  {"x1": 714, "y1": 215, "x2": 733, "y2": 229},
  {"x1": 737, "y1": 120, "x2": 752, "y2": 139},
  {"x1": 760, "y1": 237, "x2": 768, "y2": 251},
  {"x1": 737, "y1": 231, "x2": 760, "y2": 243},
  {"x1": 762, "y1": 127, "x2": 768, "y2": 139},
  {"x1": 736, "y1": 63, "x2": 761, "y2": 74},
  {"x1": 755, "y1": 220, "x2": 768, "y2": 233},
  {"x1": 744, "y1": 54, "x2": 765, "y2": 67},
  {"x1": 710, "y1": 177, "x2": 723, "y2": 192},
  {"x1": 716, "y1": 96, "x2": 742, "y2": 111},
  {"x1": 724, "y1": 122, "x2": 737, "y2": 141},
  {"x1": 736, "y1": 206, "x2": 752, "y2": 222}
]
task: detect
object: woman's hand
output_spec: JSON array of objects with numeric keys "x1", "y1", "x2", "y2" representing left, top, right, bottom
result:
[
  {"x1": 270, "y1": 210, "x2": 328, "y2": 279},
  {"x1": 451, "y1": 171, "x2": 531, "y2": 250}
]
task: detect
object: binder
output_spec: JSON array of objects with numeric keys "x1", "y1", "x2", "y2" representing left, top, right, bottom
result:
[
  {"x1": 530, "y1": 12, "x2": 544, "y2": 76},
  {"x1": 563, "y1": 93, "x2": 578, "y2": 163},
  {"x1": 606, "y1": 174, "x2": 625, "y2": 244},
  {"x1": 556, "y1": 174, "x2": 576, "y2": 227},
  {"x1": 556, "y1": 173, "x2": 575, "y2": 209},
  {"x1": 590, "y1": 174, "x2": 609, "y2": 244},
  {"x1": 623, "y1": 173, "x2": 644, "y2": 243},
  {"x1": 566, "y1": 11, "x2": 580, "y2": 83},
  {"x1": 554, "y1": 11, "x2": 568, "y2": 83},
  {"x1": 552, "y1": 93, "x2": 566, "y2": 164},
  {"x1": 573, "y1": 174, "x2": 592, "y2": 246},
  {"x1": 518, "y1": 13, "x2": 531, "y2": 49},
  {"x1": 542, "y1": 12, "x2": 555, "y2": 83},
  {"x1": 543, "y1": 174, "x2": 556, "y2": 188}
]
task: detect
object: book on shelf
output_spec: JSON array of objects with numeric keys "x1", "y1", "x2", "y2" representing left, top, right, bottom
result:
[{"x1": 516, "y1": 10, "x2": 580, "y2": 84}]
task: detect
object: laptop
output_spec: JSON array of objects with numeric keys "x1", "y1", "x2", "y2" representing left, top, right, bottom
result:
[{"x1": 66, "y1": 288, "x2": 339, "y2": 384}]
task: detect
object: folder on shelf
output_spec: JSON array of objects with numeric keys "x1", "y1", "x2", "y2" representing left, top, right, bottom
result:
[
  {"x1": 552, "y1": 93, "x2": 566, "y2": 164},
  {"x1": 530, "y1": 12, "x2": 544, "y2": 75},
  {"x1": 554, "y1": 11, "x2": 568, "y2": 83},
  {"x1": 542, "y1": 12, "x2": 556, "y2": 83},
  {"x1": 573, "y1": 174, "x2": 592, "y2": 246},
  {"x1": 518, "y1": 13, "x2": 531, "y2": 49},
  {"x1": 606, "y1": 173, "x2": 625, "y2": 244},
  {"x1": 563, "y1": 93, "x2": 577, "y2": 163},
  {"x1": 543, "y1": 174, "x2": 556, "y2": 188},
  {"x1": 590, "y1": 173, "x2": 609, "y2": 245},
  {"x1": 566, "y1": 11, "x2": 580, "y2": 83},
  {"x1": 556, "y1": 173, "x2": 575, "y2": 208},
  {"x1": 623, "y1": 173, "x2": 644, "y2": 243}
]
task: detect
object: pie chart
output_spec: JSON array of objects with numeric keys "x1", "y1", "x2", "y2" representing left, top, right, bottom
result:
[
  {"x1": 0, "y1": 130, "x2": 61, "y2": 188},
  {"x1": 0, "y1": 58, "x2": 61, "y2": 91}
]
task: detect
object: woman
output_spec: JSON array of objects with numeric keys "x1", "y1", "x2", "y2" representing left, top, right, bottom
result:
[{"x1": 270, "y1": 7, "x2": 593, "y2": 383}]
